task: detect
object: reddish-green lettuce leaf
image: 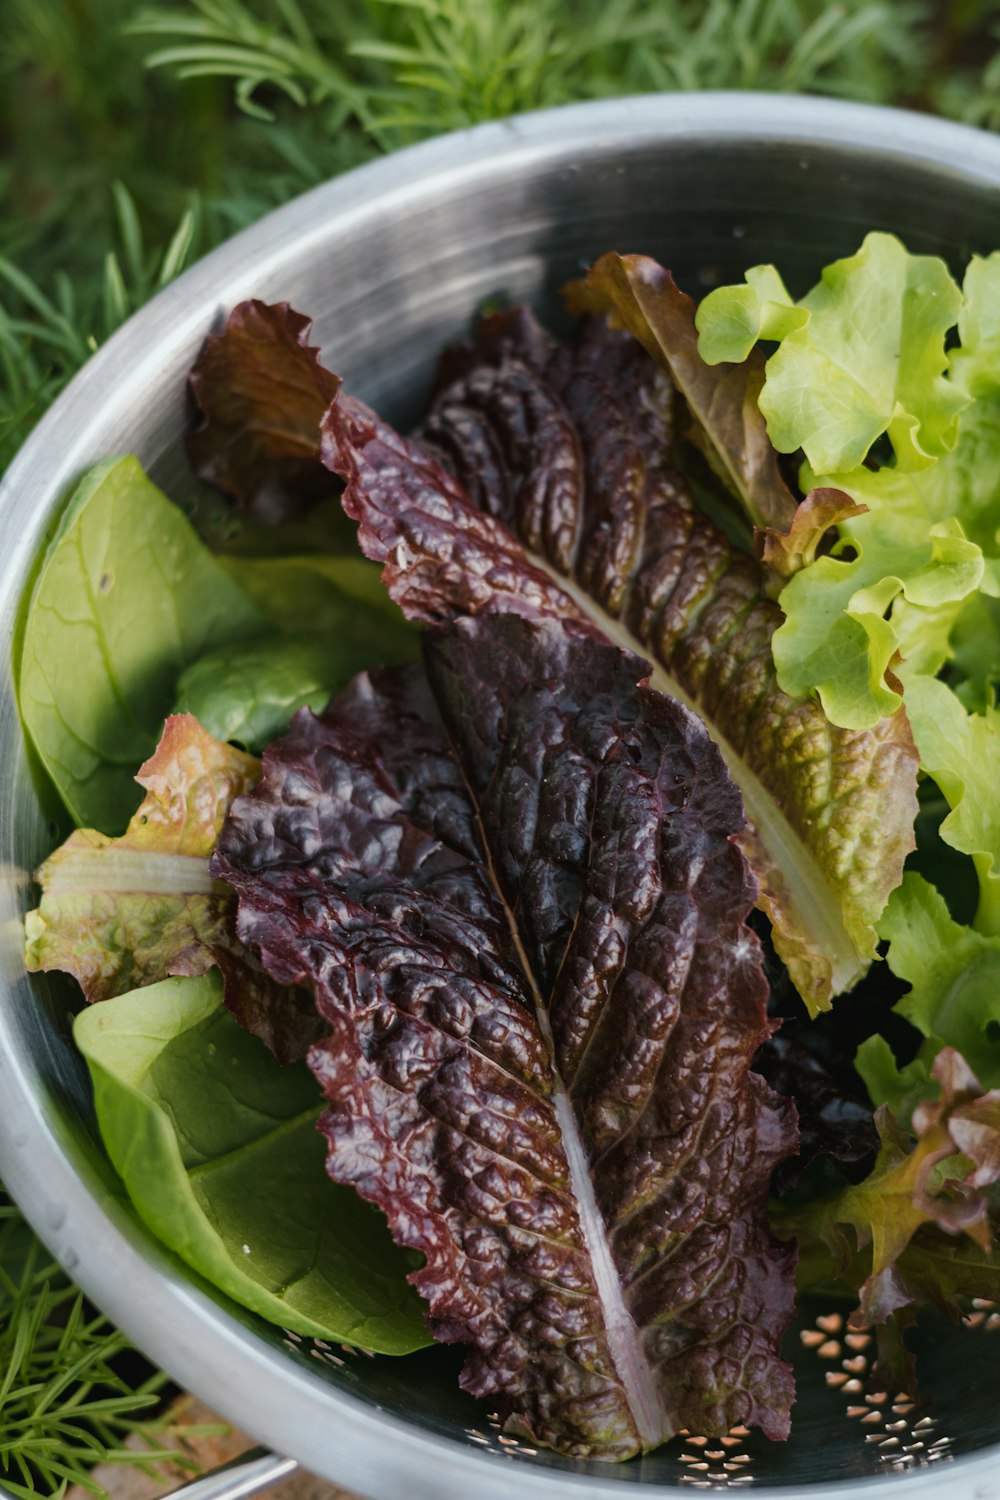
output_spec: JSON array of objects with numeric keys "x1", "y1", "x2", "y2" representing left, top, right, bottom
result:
[
  {"x1": 213, "y1": 613, "x2": 797, "y2": 1459},
  {"x1": 188, "y1": 299, "x2": 341, "y2": 523},
  {"x1": 25, "y1": 713, "x2": 320, "y2": 1063},
  {"x1": 562, "y1": 252, "x2": 797, "y2": 531},
  {"x1": 782, "y1": 1047, "x2": 1000, "y2": 1329},
  {"x1": 320, "y1": 306, "x2": 918, "y2": 1011}
]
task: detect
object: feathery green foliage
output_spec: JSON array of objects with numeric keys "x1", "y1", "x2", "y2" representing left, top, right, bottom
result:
[
  {"x1": 3, "y1": 0, "x2": 1000, "y2": 471},
  {"x1": 0, "y1": 186, "x2": 198, "y2": 471},
  {"x1": 133, "y1": 0, "x2": 934, "y2": 139},
  {"x1": 0, "y1": 1190, "x2": 181, "y2": 1498}
]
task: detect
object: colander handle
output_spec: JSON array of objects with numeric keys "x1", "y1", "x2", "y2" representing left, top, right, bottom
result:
[{"x1": 155, "y1": 1447, "x2": 299, "y2": 1500}]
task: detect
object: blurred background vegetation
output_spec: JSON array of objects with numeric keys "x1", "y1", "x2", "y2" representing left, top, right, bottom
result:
[
  {"x1": 3, "y1": 0, "x2": 1000, "y2": 474},
  {"x1": 3, "y1": 0, "x2": 1000, "y2": 1492}
]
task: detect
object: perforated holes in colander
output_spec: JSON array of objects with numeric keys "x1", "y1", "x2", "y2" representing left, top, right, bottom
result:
[{"x1": 801, "y1": 1310, "x2": 955, "y2": 1473}]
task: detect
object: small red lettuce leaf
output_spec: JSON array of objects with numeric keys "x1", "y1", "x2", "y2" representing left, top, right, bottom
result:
[
  {"x1": 212, "y1": 613, "x2": 797, "y2": 1460},
  {"x1": 188, "y1": 300, "x2": 341, "y2": 523},
  {"x1": 320, "y1": 310, "x2": 918, "y2": 1013},
  {"x1": 25, "y1": 713, "x2": 320, "y2": 1063},
  {"x1": 757, "y1": 487, "x2": 868, "y2": 595}
]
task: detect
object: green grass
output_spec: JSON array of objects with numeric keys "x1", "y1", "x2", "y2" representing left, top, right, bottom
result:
[
  {"x1": 0, "y1": 1190, "x2": 204, "y2": 1498},
  {"x1": 2, "y1": 0, "x2": 1000, "y2": 1490},
  {"x1": 2, "y1": 0, "x2": 1000, "y2": 471}
]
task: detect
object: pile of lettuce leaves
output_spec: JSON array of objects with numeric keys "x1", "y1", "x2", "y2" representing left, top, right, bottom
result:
[{"x1": 16, "y1": 233, "x2": 1000, "y2": 1462}]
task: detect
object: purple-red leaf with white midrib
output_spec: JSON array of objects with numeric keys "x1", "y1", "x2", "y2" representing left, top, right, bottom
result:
[{"x1": 213, "y1": 613, "x2": 796, "y2": 1458}]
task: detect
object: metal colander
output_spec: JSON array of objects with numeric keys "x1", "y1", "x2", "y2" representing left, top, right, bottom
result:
[{"x1": 2, "y1": 94, "x2": 999, "y2": 1500}]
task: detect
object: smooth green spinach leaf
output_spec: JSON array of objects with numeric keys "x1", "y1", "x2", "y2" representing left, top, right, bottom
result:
[
  {"x1": 18, "y1": 457, "x2": 265, "y2": 833},
  {"x1": 174, "y1": 638, "x2": 346, "y2": 753},
  {"x1": 74, "y1": 973, "x2": 430, "y2": 1353},
  {"x1": 218, "y1": 552, "x2": 418, "y2": 664}
]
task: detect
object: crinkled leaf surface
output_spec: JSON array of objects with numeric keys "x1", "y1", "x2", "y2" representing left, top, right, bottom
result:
[
  {"x1": 213, "y1": 612, "x2": 797, "y2": 1458},
  {"x1": 696, "y1": 232, "x2": 967, "y2": 473},
  {"x1": 563, "y1": 253, "x2": 796, "y2": 530},
  {"x1": 772, "y1": 489, "x2": 984, "y2": 728},
  {"x1": 24, "y1": 713, "x2": 319, "y2": 1063},
  {"x1": 783, "y1": 1048, "x2": 1000, "y2": 1329},
  {"x1": 321, "y1": 303, "x2": 917, "y2": 1010},
  {"x1": 17, "y1": 457, "x2": 265, "y2": 832},
  {"x1": 188, "y1": 299, "x2": 341, "y2": 522},
  {"x1": 74, "y1": 973, "x2": 429, "y2": 1352},
  {"x1": 771, "y1": 418, "x2": 1000, "y2": 727}
]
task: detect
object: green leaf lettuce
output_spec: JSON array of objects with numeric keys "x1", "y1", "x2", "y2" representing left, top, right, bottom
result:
[
  {"x1": 858, "y1": 872, "x2": 1000, "y2": 1109},
  {"x1": 696, "y1": 231, "x2": 967, "y2": 473},
  {"x1": 699, "y1": 241, "x2": 1000, "y2": 731}
]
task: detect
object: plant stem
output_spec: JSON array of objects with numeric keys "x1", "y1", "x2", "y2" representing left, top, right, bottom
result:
[{"x1": 973, "y1": 853, "x2": 1000, "y2": 935}]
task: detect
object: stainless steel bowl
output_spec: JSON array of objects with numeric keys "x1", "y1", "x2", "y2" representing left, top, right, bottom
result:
[{"x1": 2, "y1": 93, "x2": 1000, "y2": 1500}]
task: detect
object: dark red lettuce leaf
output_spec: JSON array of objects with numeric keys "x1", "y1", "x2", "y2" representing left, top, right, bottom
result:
[
  {"x1": 320, "y1": 310, "x2": 918, "y2": 1013},
  {"x1": 212, "y1": 613, "x2": 797, "y2": 1458},
  {"x1": 561, "y1": 252, "x2": 797, "y2": 532},
  {"x1": 188, "y1": 299, "x2": 341, "y2": 522},
  {"x1": 328, "y1": 390, "x2": 582, "y2": 626},
  {"x1": 754, "y1": 1032, "x2": 878, "y2": 1193}
]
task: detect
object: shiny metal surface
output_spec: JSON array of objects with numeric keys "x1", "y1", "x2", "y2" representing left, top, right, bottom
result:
[
  {"x1": 2, "y1": 94, "x2": 1000, "y2": 1500},
  {"x1": 144, "y1": 1450, "x2": 298, "y2": 1500}
]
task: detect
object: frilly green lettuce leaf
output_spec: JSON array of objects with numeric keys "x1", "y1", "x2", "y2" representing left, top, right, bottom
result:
[
  {"x1": 949, "y1": 251, "x2": 1000, "y2": 401},
  {"x1": 772, "y1": 493, "x2": 983, "y2": 728},
  {"x1": 74, "y1": 972, "x2": 429, "y2": 1351},
  {"x1": 697, "y1": 232, "x2": 968, "y2": 474},
  {"x1": 862, "y1": 872, "x2": 1000, "y2": 1105},
  {"x1": 854, "y1": 1033, "x2": 938, "y2": 1132},
  {"x1": 899, "y1": 673, "x2": 1000, "y2": 925},
  {"x1": 693, "y1": 264, "x2": 807, "y2": 364},
  {"x1": 952, "y1": 593, "x2": 1000, "y2": 708},
  {"x1": 741, "y1": 247, "x2": 1000, "y2": 730}
]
